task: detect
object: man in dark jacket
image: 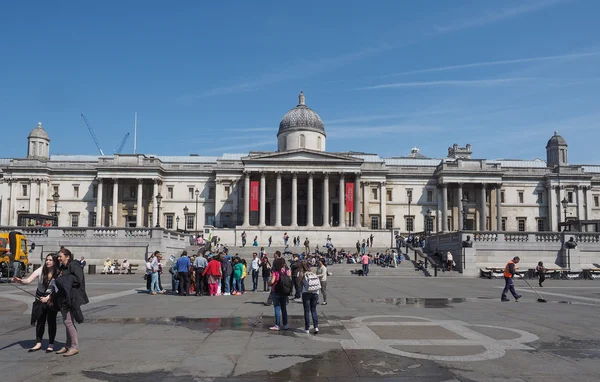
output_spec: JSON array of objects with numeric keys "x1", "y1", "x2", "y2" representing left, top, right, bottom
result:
[
  {"x1": 290, "y1": 254, "x2": 301, "y2": 300},
  {"x1": 221, "y1": 256, "x2": 233, "y2": 295}
]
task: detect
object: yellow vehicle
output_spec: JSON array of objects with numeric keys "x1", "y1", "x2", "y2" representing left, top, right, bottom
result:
[{"x1": 0, "y1": 231, "x2": 33, "y2": 278}]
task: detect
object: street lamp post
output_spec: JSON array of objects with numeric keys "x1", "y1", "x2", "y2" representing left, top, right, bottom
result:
[
  {"x1": 426, "y1": 208, "x2": 432, "y2": 236},
  {"x1": 461, "y1": 196, "x2": 468, "y2": 230},
  {"x1": 195, "y1": 189, "x2": 200, "y2": 235},
  {"x1": 183, "y1": 206, "x2": 189, "y2": 233},
  {"x1": 561, "y1": 197, "x2": 569, "y2": 231},
  {"x1": 176, "y1": 215, "x2": 180, "y2": 231},
  {"x1": 406, "y1": 193, "x2": 412, "y2": 257},
  {"x1": 52, "y1": 191, "x2": 60, "y2": 226},
  {"x1": 155, "y1": 193, "x2": 163, "y2": 228}
]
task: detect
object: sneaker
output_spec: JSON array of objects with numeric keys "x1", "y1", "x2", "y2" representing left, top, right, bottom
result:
[
  {"x1": 322, "y1": 301, "x2": 327, "y2": 305},
  {"x1": 501, "y1": 298, "x2": 510, "y2": 302},
  {"x1": 515, "y1": 295, "x2": 522, "y2": 301},
  {"x1": 269, "y1": 325, "x2": 279, "y2": 331},
  {"x1": 224, "y1": 292, "x2": 230, "y2": 296},
  {"x1": 314, "y1": 327, "x2": 319, "y2": 334},
  {"x1": 303, "y1": 329, "x2": 310, "y2": 334}
]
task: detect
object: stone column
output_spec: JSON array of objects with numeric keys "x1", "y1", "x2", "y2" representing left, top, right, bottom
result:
[
  {"x1": 307, "y1": 172, "x2": 314, "y2": 227},
  {"x1": 136, "y1": 179, "x2": 143, "y2": 227},
  {"x1": 152, "y1": 180, "x2": 159, "y2": 227},
  {"x1": 457, "y1": 183, "x2": 464, "y2": 230},
  {"x1": 479, "y1": 185, "x2": 486, "y2": 231},
  {"x1": 96, "y1": 179, "x2": 104, "y2": 227},
  {"x1": 275, "y1": 172, "x2": 282, "y2": 227},
  {"x1": 322, "y1": 173, "x2": 330, "y2": 227},
  {"x1": 547, "y1": 185, "x2": 556, "y2": 231},
  {"x1": 577, "y1": 186, "x2": 585, "y2": 220},
  {"x1": 339, "y1": 174, "x2": 345, "y2": 227},
  {"x1": 363, "y1": 181, "x2": 370, "y2": 228},
  {"x1": 291, "y1": 173, "x2": 298, "y2": 227},
  {"x1": 259, "y1": 173, "x2": 266, "y2": 226},
  {"x1": 354, "y1": 174, "x2": 361, "y2": 228},
  {"x1": 39, "y1": 181, "x2": 48, "y2": 215},
  {"x1": 496, "y1": 184, "x2": 502, "y2": 231},
  {"x1": 112, "y1": 179, "x2": 119, "y2": 227},
  {"x1": 585, "y1": 186, "x2": 592, "y2": 221},
  {"x1": 214, "y1": 180, "x2": 222, "y2": 227},
  {"x1": 29, "y1": 180, "x2": 36, "y2": 215},
  {"x1": 441, "y1": 183, "x2": 448, "y2": 232},
  {"x1": 380, "y1": 181, "x2": 387, "y2": 229},
  {"x1": 243, "y1": 172, "x2": 250, "y2": 226},
  {"x1": 9, "y1": 180, "x2": 17, "y2": 226}
]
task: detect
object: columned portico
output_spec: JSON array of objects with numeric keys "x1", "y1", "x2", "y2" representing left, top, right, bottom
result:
[
  {"x1": 457, "y1": 183, "x2": 464, "y2": 230},
  {"x1": 152, "y1": 179, "x2": 159, "y2": 227},
  {"x1": 496, "y1": 184, "x2": 502, "y2": 230},
  {"x1": 136, "y1": 179, "x2": 143, "y2": 227},
  {"x1": 380, "y1": 181, "x2": 386, "y2": 229},
  {"x1": 96, "y1": 178, "x2": 104, "y2": 227},
  {"x1": 275, "y1": 172, "x2": 282, "y2": 227},
  {"x1": 338, "y1": 174, "x2": 345, "y2": 227},
  {"x1": 354, "y1": 174, "x2": 361, "y2": 228},
  {"x1": 479, "y1": 185, "x2": 486, "y2": 231},
  {"x1": 441, "y1": 183, "x2": 448, "y2": 232},
  {"x1": 307, "y1": 172, "x2": 314, "y2": 227},
  {"x1": 243, "y1": 173, "x2": 250, "y2": 226},
  {"x1": 322, "y1": 173, "x2": 330, "y2": 227},
  {"x1": 111, "y1": 179, "x2": 119, "y2": 227},
  {"x1": 291, "y1": 173, "x2": 298, "y2": 227},
  {"x1": 259, "y1": 173, "x2": 266, "y2": 227}
]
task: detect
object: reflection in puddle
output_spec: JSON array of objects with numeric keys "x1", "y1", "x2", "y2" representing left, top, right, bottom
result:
[{"x1": 368, "y1": 298, "x2": 468, "y2": 308}]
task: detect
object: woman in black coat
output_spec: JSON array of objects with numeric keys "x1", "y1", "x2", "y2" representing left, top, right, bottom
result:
[{"x1": 54, "y1": 248, "x2": 89, "y2": 357}]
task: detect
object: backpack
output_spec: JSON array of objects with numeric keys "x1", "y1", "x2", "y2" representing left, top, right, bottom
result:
[
  {"x1": 303, "y1": 272, "x2": 321, "y2": 293},
  {"x1": 275, "y1": 268, "x2": 293, "y2": 296}
]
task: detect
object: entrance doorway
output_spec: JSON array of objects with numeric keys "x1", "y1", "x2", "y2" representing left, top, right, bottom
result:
[{"x1": 332, "y1": 203, "x2": 339, "y2": 226}]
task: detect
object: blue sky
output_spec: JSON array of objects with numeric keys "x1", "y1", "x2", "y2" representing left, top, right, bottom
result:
[{"x1": 1, "y1": 0, "x2": 599, "y2": 163}]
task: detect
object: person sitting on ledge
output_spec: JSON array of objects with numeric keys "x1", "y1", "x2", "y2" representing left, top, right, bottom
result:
[
  {"x1": 565, "y1": 237, "x2": 578, "y2": 249},
  {"x1": 102, "y1": 258, "x2": 111, "y2": 274}
]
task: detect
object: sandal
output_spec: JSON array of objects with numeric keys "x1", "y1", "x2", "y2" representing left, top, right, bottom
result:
[
  {"x1": 46, "y1": 347, "x2": 55, "y2": 353},
  {"x1": 28, "y1": 344, "x2": 42, "y2": 352}
]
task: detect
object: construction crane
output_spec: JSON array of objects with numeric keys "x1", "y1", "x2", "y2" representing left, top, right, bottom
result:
[
  {"x1": 115, "y1": 133, "x2": 130, "y2": 154},
  {"x1": 80, "y1": 114, "x2": 105, "y2": 156}
]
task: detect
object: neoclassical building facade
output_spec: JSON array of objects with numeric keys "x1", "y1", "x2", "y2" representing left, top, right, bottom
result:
[{"x1": 1, "y1": 92, "x2": 600, "y2": 234}]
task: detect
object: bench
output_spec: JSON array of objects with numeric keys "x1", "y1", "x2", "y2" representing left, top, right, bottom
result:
[{"x1": 582, "y1": 268, "x2": 600, "y2": 280}]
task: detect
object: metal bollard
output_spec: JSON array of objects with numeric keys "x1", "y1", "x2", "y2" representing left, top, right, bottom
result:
[
  {"x1": 434, "y1": 264, "x2": 438, "y2": 277},
  {"x1": 424, "y1": 258, "x2": 428, "y2": 269}
]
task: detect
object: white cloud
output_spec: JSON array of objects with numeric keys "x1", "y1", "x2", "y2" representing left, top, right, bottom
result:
[{"x1": 359, "y1": 78, "x2": 533, "y2": 90}]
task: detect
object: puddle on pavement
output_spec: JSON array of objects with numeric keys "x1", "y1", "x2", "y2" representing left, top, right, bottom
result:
[{"x1": 367, "y1": 297, "x2": 472, "y2": 308}]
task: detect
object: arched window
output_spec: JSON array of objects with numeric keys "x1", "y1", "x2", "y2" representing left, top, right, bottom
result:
[
  {"x1": 317, "y1": 136, "x2": 322, "y2": 150},
  {"x1": 299, "y1": 134, "x2": 305, "y2": 148}
]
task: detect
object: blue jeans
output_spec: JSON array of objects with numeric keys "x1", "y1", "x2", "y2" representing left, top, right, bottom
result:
[
  {"x1": 150, "y1": 272, "x2": 159, "y2": 293},
  {"x1": 302, "y1": 292, "x2": 319, "y2": 330},
  {"x1": 362, "y1": 264, "x2": 369, "y2": 275},
  {"x1": 224, "y1": 275, "x2": 231, "y2": 294},
  {"x1": 502, "y1": 277, "x2": 519, "y2": 299},
  {"x1": 171, "y1": 274, "x2": 179, "y2": 293},
  {"x1": 233, "y1": 277, "x2": 241, "y2": 293},
  {"x1": 272, "y1": 294, "x2": 288, "y2": 327},
  {"x1": 252, "y1": 270, "x2": 259, "y2": 291}
]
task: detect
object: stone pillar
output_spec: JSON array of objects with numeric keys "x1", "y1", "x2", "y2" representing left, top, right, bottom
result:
[
  {"x1": 548, "y1": 185, "x2": 556, "y2": 231},
  {"x1": 479, "y1": 185, "x2": 486, "y2": 231},
  {"x1": 380, "y1": 181, "x2": 387, "y2": 229},
  {"x1": 291, "y1": 173, "x2": 298, "y2": 227},
  {"x1": 307, "y1": 172, "x2": 314, "y2": 227},
  {"x1": 9, "y1": 180, "x2": 17, "y2": 226},
  {"x1": 275, "y1": 172, "x2": 282, "y2": 227},
  {"x1": 243, "y1": 173, "x2": 250, "y2": 226},
  {"x1": 577, "y1": 186, "x2": 585, "y2": 220},
  {"x1": 29, "y1": 180, "x2": 36, "y2": 215},
  {"x1": 259, "y1": 173, "x2": 266, "y2": 226},
  {"x1": 39, "y1": 181, "x2": 48, "y2": 215},
  {"x1": 457, "y1": 183, "x2": 464, "y2": 230},
  {"x1": 441, "y1": 183, "x2": 448, "y2": 232},
  {"x1": 585, "y1": 186, "x2": 592, "y2": 221},
  {"x1": 322, "y1": 173, "x2": 330, "y2": 227},
  {"x1": 339, "y1": 174, "x2": 345, "y2": 227},
  {"x1": 112, "y1": 179, "x2": 119, "y2": 227},
  {"x1": 136, "y1": 179, "x2": 143, "y2": 227},
  {"x1": 496, "y1": 184, "x2": 502, "y2": 231},
  {"x1": 152, "y1": 180, "x2": 159, "y2": 227},
  {"x1": 96, "y1": 179, "x2": 104, "y2": 227},
  {"x1": 354, "y1": 174, "x2": 361, "y2": 228},
  {"x1": 214, "y1": 180, "x2": 222, "y2": 227}
]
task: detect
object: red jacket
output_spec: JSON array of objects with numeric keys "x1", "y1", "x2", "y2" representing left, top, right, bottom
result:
[{"x1": 202, "y1": 259, "x2": 222, "y2": 277}]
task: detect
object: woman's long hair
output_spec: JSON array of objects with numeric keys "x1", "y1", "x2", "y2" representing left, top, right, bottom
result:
[
  {"x1": 272, "y1": 258, "x2": 286, "y2": 272},
  {"x1": 42, "y1": 253, "x2": 59, "y2": 286}
]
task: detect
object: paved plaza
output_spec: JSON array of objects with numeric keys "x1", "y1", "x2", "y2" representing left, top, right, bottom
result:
[{"x1": 1, "y1": 268, "x2": 600, "y2": 382}]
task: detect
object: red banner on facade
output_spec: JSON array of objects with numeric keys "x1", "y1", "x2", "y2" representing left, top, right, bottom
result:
[
  {"x1": 345, "y1": 182, "x2": 354, "y2": 212},
  {"x1": 250, "y1": 181, "x2": 259, "y2": 211}
]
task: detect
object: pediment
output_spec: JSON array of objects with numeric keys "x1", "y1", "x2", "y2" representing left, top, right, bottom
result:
[{"x1": 243, "y1": 149, "x2": 363, "y2": 163}]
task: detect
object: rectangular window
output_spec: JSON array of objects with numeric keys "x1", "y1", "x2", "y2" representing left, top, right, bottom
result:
[
  {"x1": 427, "y1": 190, "x2": 433, "y2": 203},
  {"x1": 568, "y1": 191, "x2": 573, "y2": 203},
  {"x1": 518, "y1": 191, "x2": 524, "y2": 204},
  {"x1": 70, "y1": 213, "x2": 79, "y2": 227},
  {"x1": 186, "y1": 214, "x2": 195, "y2": 230},
  {"x1": 189, "y1": 187, "x2": 194, "y2": 199},
  {"x1": 406, "y1": 216, "x2": 414, "y2": 232},
  {"x1": 166, "y1": 215, "x2": 174, "y2": 230},
  {"x1": 73, "y1": 185, "x2": 79, "y2": 199},
  {"x1": 407, "y1": 189, "x2": 413, "y2": 202},
  {"x1": 501, "y1": 191, "x2": 505, "y2": 204},
  {"x1": 537, "y1": 218, "x2": 545, "y2": 232},
  {"x1": 425, "y1": 216, "x2": 434, "y2": 233},
  {"x1": 371, "y1": 188, "x2": 378, "y2": 200},
  {"x1": 22, "y1": 184, "x2": 28, "y2": 197},
  {"x1": 205, "y1": 213, "x2": 215, "y2": 226},
  {"x1": 595, "y1": 195, "x2": 599, "y2": 207},
  {"x1": 386, "y1": 216, "x2": 394, "y2": 229},
  {"x1": 208, "y1": 187, "x2": 215, "y2": 200},
  {"x1": 129, "y1": 186, "x2": 136, "y2": 199},
  {"x1": 370, "y1": 215, "x2": 380, "y2": 230},
  {"x1": 518, "y1": 218, "x2": 526, "y2": 232},
  {"x1": 501, "y1": 217, "x2": 507, "y2": 231},
  {"x1": 386, "y1": 189, "x2": 392, "y2": 202},
  {"x1": 224, "y1": 185, "x2": 231, "y2": 199},
  {"x1": 89, "y1": 212, "x2": 96, "y2": 227},
  {"x1": 167, "y1": 187, "x2": 173, "y2": 199},
  {"x1": 93, "y1": 185, "x2": 98, "y2": 198},
  {"x1": 537, "y1": 192, "x2": 543, "y2": 204}
]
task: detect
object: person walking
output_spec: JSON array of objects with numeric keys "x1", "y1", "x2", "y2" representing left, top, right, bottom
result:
[
  {"x1": 149, "y1": 253, "x2": 161, "y2": 295},
  {"x1": 298, "y1": 261, "x2": 320, "y2": 334},
  {"x1": 251, "y1": 253, "x2": 260, "y2": 292},
  {"x1": 501, "y1": 256, "x2": 522, "y2": 302},
  {"x1": 176, "y1": 251, "x2": 191, "y2": 296},
  {"x1": 202, "y1": 254, "x2": 222, "y2": 296},
  {"x1": 232, "y1": 257, "x2": 243, "y2": 295},
  {"x1": 446, "y1": 251, "x2": 454, "y2": 271},
  {"x1": 241, "y1": 231, "x2": 247, "y2": 247},
  {"x1": 221, "y1": 255, "x2": 233, "y2": 295},
  {"x1": 316, "y1": 258, "x2": 328, "y2": 305},
  {"x1": 268, "y1": 236, "x2": 272, "y2": 247},
  {"x1": 54, "y1": 248, "x2": 89, "y2": 357},
  {"x1": 283, "y1": 232, "x2": 289, "y2": 247},
  {"x1": 13, "y1": 253, "x2": 59, "y2": 353},
  {"x1": 536, "y1": 261, "x2": 547, "y2": 287},
  {"x1": 261, "y1": 256, "x2": 271, "y2": 292},
  {"x1": 304, "y1": 237, "x2": 310, "y2": 255},
  {"x1": 269, "y1": 255, "x2": 290, "y2": 331},
  {"x1": 193, "y1": 253, "x2": 208, "y2": 296},
  {"x1": 361, "y1": 252, "x2": 370, "y2": 276}
]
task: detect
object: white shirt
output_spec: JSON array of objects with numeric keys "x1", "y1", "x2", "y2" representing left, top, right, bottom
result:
[
  {"x1": 251, "y1": 258, "x2": 260, "y2": 271},
  {"x1": 446, "y1": 252, "x2": 453, "y2": 261}
]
